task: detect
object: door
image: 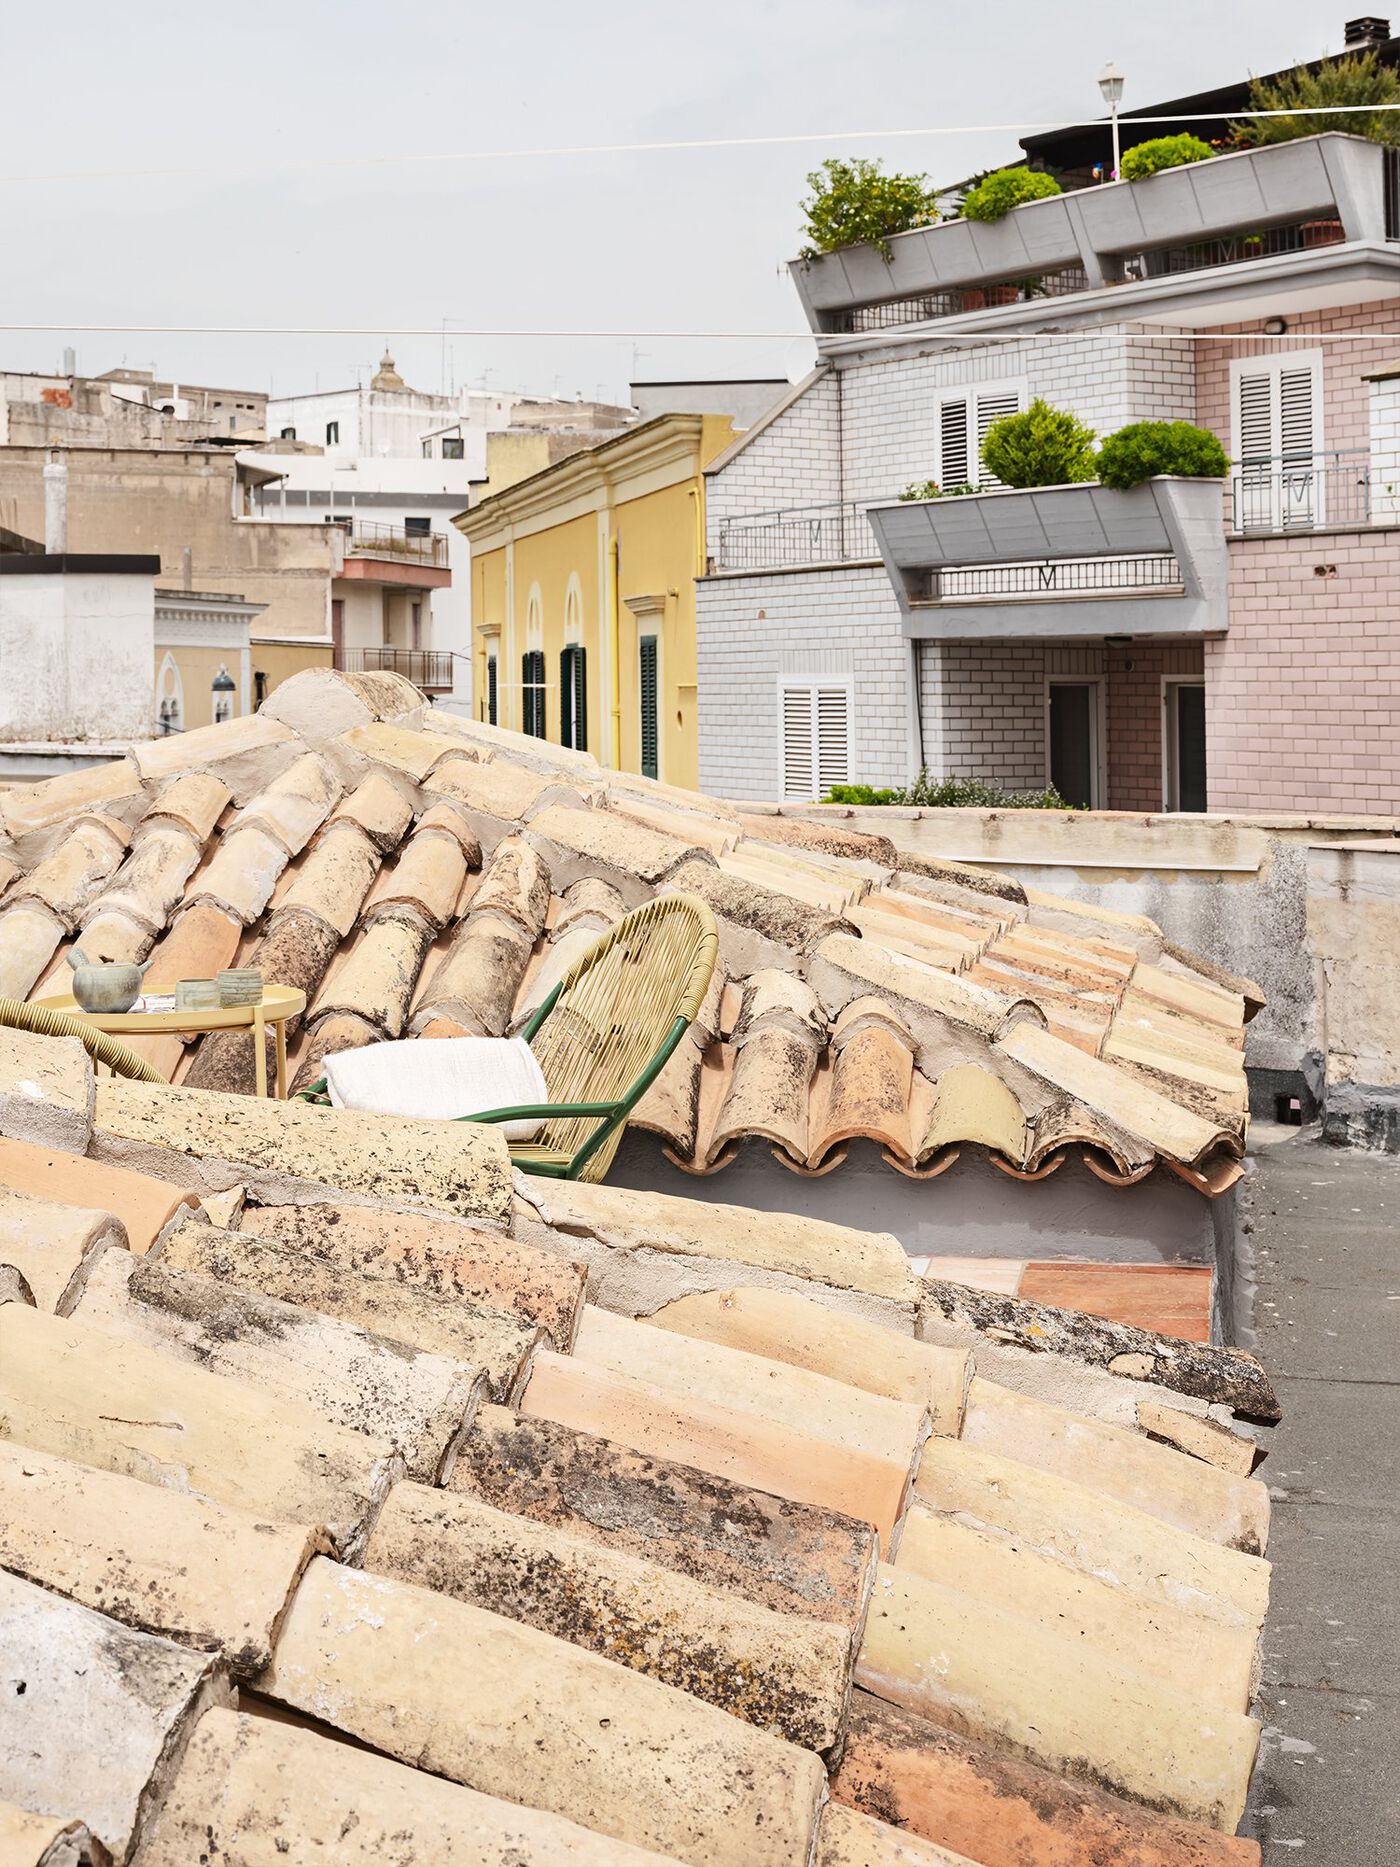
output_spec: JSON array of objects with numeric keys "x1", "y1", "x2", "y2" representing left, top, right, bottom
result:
[
  {"x1": 1232, "y1": 353, "x2": 1322, "y2": 531},
  {"x1": 1048, "y1": 682, "x2": 1099, "y2": 809},
  {"x1": 1166, "y1": 682, "x2": 1207, "y2": 812}
]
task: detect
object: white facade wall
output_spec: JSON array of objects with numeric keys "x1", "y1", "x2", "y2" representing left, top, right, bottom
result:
[
  {"x1": 695, "y1": 565, "x2": 907, "y2": 801},
  {"x1": 0, "y1": 570, "x2": 155, "y2": 743},
  {"x1": 696, "y1": 328, "x2": 1198, "y2": 799}
]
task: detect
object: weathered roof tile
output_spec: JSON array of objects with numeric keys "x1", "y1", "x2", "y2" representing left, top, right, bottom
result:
[
  {"x1": 142, "y1": 770, "x2": 231, "y2": 842},
  {"x1": 0, "y1": 1185, "x2": 120, "y2": 1312},
  {"x1": 313, "y1": 915, "x2": 432, "y2": 1038},
  {"x1": 228, "y1": 753, "x2": 340, "y2": 857},
  {"x1": 364, "y1": 830, "x2": 468, "y2": 930},
  {"x1": 322, "y1": 771, "x2": 415, "y2": 850},
  {"x1": 0, "y1": 1135, "x2": 197, "y2": 1253},
  {"x1": 131, "y1": 713, "x2": 301, "y2": 803}
]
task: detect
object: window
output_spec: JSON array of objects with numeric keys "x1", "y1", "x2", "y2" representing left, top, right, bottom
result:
[
  {"x1": 404, "y1": 516, "x2": 431, "y2": 536},
  {"x1": 639, "y1": 637, "x2": 659, "y2": 779},
  {"x1": 937, "y1": 382, "x2": 1025, "y2": 490},
  {"x1": 779, "y1": 679, "x2": 850, "y2": 800},
  {"x1": 325, "y1": 420, "x2": 339, "y2": 445},
  {"x1": 1165, "y1": 682, "x2": 1207, "y2": 812},
  {"x1": 486, "y1": 653, "x2": 498, "y2": 725},
  {"x1": 522, "y1": 649, "x2": 546, "y2": 738},
  {"x1": 441, "y1": 434, "x2": 465, "y2": 460},
  {"x1": 560, "y1": 644, "x2": 588, "y2": 751},
  {"x1": 1048, "y1": 682, "x2": 1100, "y2": 809},
  {"x1": 279, "y1": 426, "x2": 296, "y2": 440},
  {"x1": 1231, "y1": 351, "x2": 1323, "y2": 529}
]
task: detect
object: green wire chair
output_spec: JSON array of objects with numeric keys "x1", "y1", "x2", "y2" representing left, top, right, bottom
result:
[{"x1": 299, "y1": 892, "x2": 719, "y2": 1184}]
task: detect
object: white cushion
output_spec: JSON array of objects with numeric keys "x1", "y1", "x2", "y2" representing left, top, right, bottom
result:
[{"x1": 324, "y1": 1037, "x2": 550, "y2": 1141}]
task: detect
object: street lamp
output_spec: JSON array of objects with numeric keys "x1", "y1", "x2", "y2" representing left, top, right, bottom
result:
[
  {"x1": 1098, "y1": 61, "x2": 1125, "y2": 180},
  {"x1": 211, "y1": 665, "x2": 236, "y2": 724}
]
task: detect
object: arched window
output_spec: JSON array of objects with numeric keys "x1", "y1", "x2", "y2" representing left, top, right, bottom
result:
[
  {"x1": 155, "y1": 653, "x2": 184, "y2": 735},
  {"x1": 560, "y1": 575, "x2": 586, "y2": 751}
]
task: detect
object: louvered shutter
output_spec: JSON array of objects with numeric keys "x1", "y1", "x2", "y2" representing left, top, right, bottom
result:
[
  {"x1": 1235, "y1": 372, "x2": 1275, "y2": 530},
  {"x1": 781, "y1": 685, "x2": 815, "y2": 799},
  {"x1": 639, "y1": 637, "x2": 658, "y2": 779},
  {"x1": 1235, "y1": 361, "x2": 1318, "y2": 530},
  {"x1": 486, "y1": 655, "x2": 498, "y2": 726},
  {"x1": 939, "y1": 400, "x2": 970, "y2": 489},
  {"x1": 975, "y1": 389, "x2": 1022, "y2": 487},
  {"x1": 559, "y1": 648, "x2": 574, "y2": 748},
  {"x1": 815, "y1": 687, "x2": 850, "y2": 794},
  {"x1": 1279, "y1": 367, "x2": 1316, "y2": 527},
  {"x1": 522, "y1": 651, "x2": 546, "y2": 739},
  {"x1": 572, "y1": 646, "x2": 587, "y2": 752}
]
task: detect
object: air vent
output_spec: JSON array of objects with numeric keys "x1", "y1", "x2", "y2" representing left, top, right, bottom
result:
[{"x1": 1344, "y1": 15, "x2": 1391, "y2": 45}]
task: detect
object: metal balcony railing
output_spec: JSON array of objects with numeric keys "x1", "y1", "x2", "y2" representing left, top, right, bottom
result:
[
  {"x1": 837, "y1": 265, "x2": 1092, "y2": 334},
  {"x1": 1225, "y1": 451, "x2": 1371, "y2": 534},
  {"x1": 714, "y1": 501, "x2": 876, "y2": 571},
  {"x1": 1120, "y1": 218, "x2": 1346, "y2": 285},
  {"x1": 342, "y1": 520, "x2": 449, "y2": 567},
  {"x1": 928, "y1": 553, "x2": 1183, "y2": 603},
  {"x1": 334, "y1": 646, "x2": 455, "y2": 688}
]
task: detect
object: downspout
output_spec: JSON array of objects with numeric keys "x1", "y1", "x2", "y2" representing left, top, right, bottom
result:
[{"x1": 608, "y1": 532, "x2": 621, "y2": 768}]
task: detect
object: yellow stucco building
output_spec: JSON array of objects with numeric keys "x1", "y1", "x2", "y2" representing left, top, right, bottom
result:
[{"x1": 455, "y1": 414, "x2": 735, "y2": 788}]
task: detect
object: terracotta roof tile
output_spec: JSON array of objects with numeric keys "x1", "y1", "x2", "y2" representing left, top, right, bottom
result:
[
  {"x1": 12, "y1": 818, "x2": 129, "y2": 930},
  {"x1": 813, "y1": 1015, "x2": 916, "y2": 1167},
  {"x1": 142, "y1": 770, "x2": 231, "y2": 842},
  {"x1": 334, "y1": 720, "x2": 473, "y2": 784},
  {"x1": 423, "y1": 757, "x2": 581, "y2": 848},
  {"x1": 832, "y1": 1689, "x2": 1261, "y2": 1866},
  {"x1": 414, "y1": 912, "x2": 533, "y2": 1036},
  {"x1": 815, "y1": 1801, "x2": 978, "y2": 1867},
  {"x1": 275, "y1": 818, "x2": 382, "y2": 937},
  {"x1": 0, "y1": 1135, "x2": 197, "y2": 1253},
  {"x1": 237, "y1": 1199, "x2": 585, "y2": 1343},
  {"x1": 737, "y1": 813, "x2": 899, "y2": 867},
  {"x1": 666, "y1": 855, "x2": 849, "y2": 972},
  {"x1": 0, "y1": 1802, "x2": 103, "y2": 1865},
  {"x1": 0, "y1": 759, "x2": 144, "y2": 852},
  {"x1": 69, "y1": 1246, "x2": 483, "y2": 1481},
  {"x1": 413, "y1": 799, "x2": 482, "y2": 861},
  {"x1": 919, "y1": 1063, "x2": 1029, "y2": 1166},
  {"x1": 160, "y1": 1220, "x2": 541, "y2": 1403},
  {"x1": 0, "y1": 1184, "x2": 120, "y2": 1313},
  {"x1": 225, "y1": 753, "x2": 339, "y2": 859},
  {"x1": 447, "y1": 1402, "x2": 876, "y2": 1625},
  {"x1": 0, "y1": 1569, "x2": 229, "y2": 1865},
  {"x1": 81, "y1": 825, "x2": 203, "y2": 936},
  {"x1": 137, "y1": 1707, "x2": 680, "y2": 1866},
  {"x1": 526, "y1": 804, "x2": 710, "y2": 900},
  {"x1": 364, "y1": 1479, "x2": 854, "y2": 1750},
  {"x1": 131, "y1": 712, "x2": 300, "y2": 802},
  {"x1": 0, "y1": 1439, "x2": 319, "y2": 1676},
  {"x1": 0, "y1": 1303, "x2": 401, "y2": 1558},
  {"x1": 608, "y1": 793, "x2": 741, "y2": 856},
  {"x1": 808, "y1": 933, "x2": 1044, "y2": 1050},
  {"x1": 313, "y1": 914, "x2": 432, "y2": 1038},
  {"x1": 258, "y1": 1555, "x2": 826, "y2": 1867},
  {"x1": 462, "y1": 834, "x2": 550, "y2": 936},
  {"x1": 322, "y1": 770, "x2": 415, "y2": 850}
]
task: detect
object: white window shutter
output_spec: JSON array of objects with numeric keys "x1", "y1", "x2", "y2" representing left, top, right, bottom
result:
[
  {"x1": 1237, "y1": 373, "x2": 1274, "y2": 462},
  {"x1": 815, "y1": 687, "x2": 850, "y2": 793},
  {"x1": 939, "y1": 400, "x2": 970, "y2": 489},
  {"x1": 1279, "y1": 368, "x2": 1315, "y2": 462},
  {"x1": 975, "y1": 389, "x2": 1022, "y2": 487},
  {"x1": 782, "y1": 686, "x2": 815, "y2": 799}
]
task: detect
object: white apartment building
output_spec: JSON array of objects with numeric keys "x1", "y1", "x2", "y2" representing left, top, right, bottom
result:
[{"x1": 250, "y1": 355, "x2": 633, "y2": 709}]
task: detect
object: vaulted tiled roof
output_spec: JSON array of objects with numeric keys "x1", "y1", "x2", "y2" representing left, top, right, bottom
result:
[
  {"x1": 0, "y1": 670, "x2": 1258, "y2": 1196},
  {"x1": 0, "y1": 1025, "x2": 1276, "y2": 1862}
]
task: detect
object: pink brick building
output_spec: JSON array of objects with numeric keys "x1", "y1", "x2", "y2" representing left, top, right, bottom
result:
[{"x1": 697, "y1": 122, "x2": 1400, "y2": 819}]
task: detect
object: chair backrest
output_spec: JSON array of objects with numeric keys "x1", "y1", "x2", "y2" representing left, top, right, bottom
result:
[{"x1": 525, "y1": 891, "x2": 718, "y2": 1182}]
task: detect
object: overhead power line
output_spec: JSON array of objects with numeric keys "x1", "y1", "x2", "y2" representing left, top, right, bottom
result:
[
  {"x1": 4, "y1": 105, "x2": 1400, "y2": 187},
  {"x1": 0, "y1": 323, "x2": 1396, "y2": 344}
]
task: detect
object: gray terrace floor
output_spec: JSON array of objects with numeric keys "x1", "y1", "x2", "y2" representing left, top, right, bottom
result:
[{"x1": 1241, "y1": 1129, "x2": 1400, "y2": 1863}]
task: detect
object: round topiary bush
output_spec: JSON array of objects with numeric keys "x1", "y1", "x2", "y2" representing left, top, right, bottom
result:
[
  {"x1": 980, "y1": 398, "x2": 1097, "y2": 488},
  {"x1": 1119, "y1": 134, "x2": 1216, "y2": 181},
  {"x1": 799, "y1": 158, "x2": 939, "y2": 260},
  {"x1": 1095, "y1": 420, "x2": 1230, "y2": 490},
  {"x1": 960, "y1": 167, "x2": 1063, "y2": 222}
]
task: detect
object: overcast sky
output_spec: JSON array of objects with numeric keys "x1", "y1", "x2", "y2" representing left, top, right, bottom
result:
[{"x1": 0, "y1": 0, "x2": 1358, "y2": 406}]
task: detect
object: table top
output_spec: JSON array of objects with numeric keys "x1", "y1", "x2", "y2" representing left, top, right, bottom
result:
[{"x1": 33, "y1": 985, "x2": 307, "y2": 1034}]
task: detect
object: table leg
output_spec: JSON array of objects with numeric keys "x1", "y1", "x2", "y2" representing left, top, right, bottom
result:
[
  {"x1": 253, "y1": 1006, "x2": 267, "y2": 1098},
  {"x1": 275, "y1": 1017, "x2": 288, "y2": 1100}
]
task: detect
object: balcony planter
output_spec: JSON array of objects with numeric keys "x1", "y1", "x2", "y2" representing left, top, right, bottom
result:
[
  {"x1": 791, "y1": 190, "x2": 1084, "y2": 316},
  {"x1": 865, "y1": 476, "x2": 1229, "y2": 641},
  {"x1": 1072, "y1": 132, "x2": 1385, "y2": 256}
]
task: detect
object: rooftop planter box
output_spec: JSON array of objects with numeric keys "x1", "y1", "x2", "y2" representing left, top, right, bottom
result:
[
  {"x1": 790, "y1": 133, "x2": 1389, "y2": 333},
  {"x1": 866, "y1": 476, "x2": 1228, "y2": 642},
  {"x1": 1073, "y1": 131, "x2": 1387, "y2": 256}
]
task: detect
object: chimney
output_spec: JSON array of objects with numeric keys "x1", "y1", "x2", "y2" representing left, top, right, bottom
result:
[
  {"x1": 1345, "y1": 15, "x2": 1391, "y2": 45},
  {"x1": 43, "y1": 449, "x2": 68, "y2": 555},
  {"x1": 62, "y1": 346, "x2": 75, "y2": 377}
]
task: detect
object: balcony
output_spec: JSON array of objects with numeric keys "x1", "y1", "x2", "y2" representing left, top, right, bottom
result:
[
  {"x1": 865, "y1": 477, "x2": 1228, "y2": 640},
  {"x1": 714, "y1": 501, "x2": 877, "y2": 572},
  {"x1": 1225, "y1": 450, "x2": 1371, "y2": 534},
  {"x1": 791, "y1": 134, "x2": 1396, "y2": 336},
  {"x1": 333, "y1": 646, "x2": 455, "y2": 691},
  {"x1": 342, "y1": 520, "x2": 449, "y2": 568}
]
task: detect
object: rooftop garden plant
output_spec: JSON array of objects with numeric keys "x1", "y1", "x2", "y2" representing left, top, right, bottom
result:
[
  {"x1": 1095, "y1": 420, "x2": 1230, "y2": 489},
  {"x1": 898, "y1": 479, "x2": 977, "y2": 500},
  {"x1": 1119, "y1": 134, "x2": 1217, "y2": 181},
  {"x1": 799, "y1": 158, "x2": 940, "y2": 261},
  {"x1": 825, "y1": 771, "x2": 1074, "y2": 809},
  {"x1": 981, "y1": 398, "x2": 1097, "y2": 488},
  {"x1": 1231, "y1": 48, "x2": 1400, "y2": 145},
  {"x1": 960, "y1": 166, "x2": 1063, "y2": 223}
]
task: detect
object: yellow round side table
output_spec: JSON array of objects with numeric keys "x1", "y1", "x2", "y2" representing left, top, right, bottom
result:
[{"x1": 32, "y1": 985, "x2": 307, "y2": 1099}]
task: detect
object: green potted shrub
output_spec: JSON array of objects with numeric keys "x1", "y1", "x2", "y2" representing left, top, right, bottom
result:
[
  {"x1": 980, "y1": 399, "x2": 1097, "y2": 488},
  {"x1": 1118, "y1": 134, "x2": 1216, "y2": 181},
  {"x1": 960, "y1": 167, "x2": 1064, "y2": 222},
  {"x1": 1231, "y1": 48, "x2": 1400, "y2": 147},
  {"x1": 1095, "y1": 420, "x2": 1230, "y2": 490},
  {"x1": 798, "y1": 158, "x2": 939, "y2": 262}
]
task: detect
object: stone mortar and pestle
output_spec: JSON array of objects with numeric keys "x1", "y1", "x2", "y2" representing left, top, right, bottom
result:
[{"x1": 67, "y1": 947, "x2": 153, "y2": 1014}]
